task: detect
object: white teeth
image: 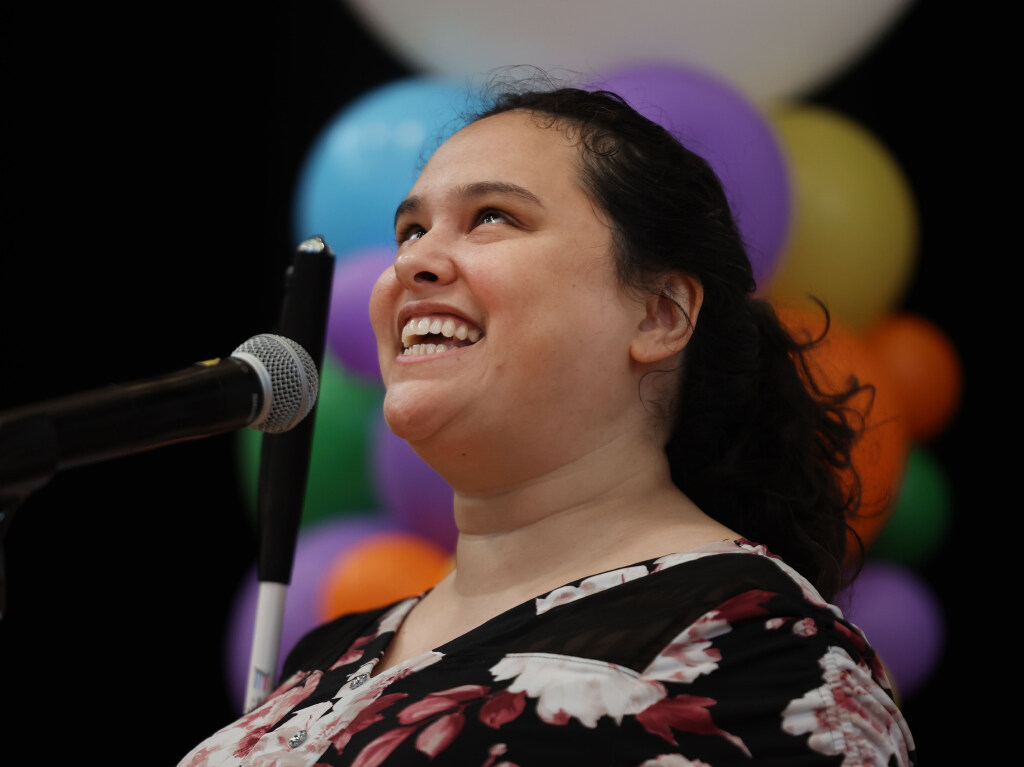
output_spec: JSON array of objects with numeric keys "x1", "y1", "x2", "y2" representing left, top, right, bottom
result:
[
  {"x1": 400, "y1": 316, "x2": 484, "y2": 350},
  {"x1": 402, "y1": 343, "x2": 449, "y2": 356}
]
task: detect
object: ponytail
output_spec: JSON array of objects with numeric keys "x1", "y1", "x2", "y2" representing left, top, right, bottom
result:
[{"x1": 668, "y1": 295, "x2": 865, "y2": 600}]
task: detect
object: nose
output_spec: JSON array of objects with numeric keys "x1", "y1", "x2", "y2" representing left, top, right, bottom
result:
[{"x1": 393, "y1": 234, "x2": 457, "y2": 291}]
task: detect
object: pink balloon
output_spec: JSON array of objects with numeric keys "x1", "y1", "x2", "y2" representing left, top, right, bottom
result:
[
  {"x1": 325, "y1": 247, "x2": 393, "y2": 382},
  {"x1": 586, "y1": 64, "x2": 790, "y2": 290},
  {"x1": 223, "y1": 515, "x2": 396, "y2": 713},
  {"x1": 836, "y1": 561, "x2": 945, "y2": 700},
  {"x1": 372, "y1": 415, "x2": 457, "y2": 552}
]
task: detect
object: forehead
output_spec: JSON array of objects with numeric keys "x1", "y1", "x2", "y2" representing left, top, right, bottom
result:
[{"x1": 410, "y1": 111, "x2": 582, "y2": 198}]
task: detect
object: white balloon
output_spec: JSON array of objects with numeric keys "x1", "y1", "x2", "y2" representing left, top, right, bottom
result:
[{"x1": 343, "y1": 0, "x2": 916, "y2": 103}]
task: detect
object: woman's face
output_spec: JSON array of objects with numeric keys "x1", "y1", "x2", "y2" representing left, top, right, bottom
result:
[{"x1": 369, "y1": 111, "x2": 651, "y2": 487}]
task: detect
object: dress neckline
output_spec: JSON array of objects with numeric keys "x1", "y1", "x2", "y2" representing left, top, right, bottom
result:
[{"x1": 367, "y1": 538, "x2": 752, "y2": 678}]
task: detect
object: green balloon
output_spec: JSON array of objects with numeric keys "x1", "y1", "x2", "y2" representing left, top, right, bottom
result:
[
  {"x1": 236, "y1": 354, "x2": 384, "y2": 526},
  {"x1": 869, "y1": 446, "x2": 952, "y2": 567}
]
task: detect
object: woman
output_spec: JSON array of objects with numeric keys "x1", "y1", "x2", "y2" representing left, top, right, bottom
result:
[{"x1": 181, "y1": 86, "x2": 916, "y2": 766}]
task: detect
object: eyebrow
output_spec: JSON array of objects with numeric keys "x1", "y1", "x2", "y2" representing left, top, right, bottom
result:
[{"x1": 394, "y1": 181, "x2": 543, "y2": 228}]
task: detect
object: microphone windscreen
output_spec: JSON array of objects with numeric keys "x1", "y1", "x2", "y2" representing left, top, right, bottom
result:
[{"x1": 232, "y1": 334, "x2": 318, "y2": 434}]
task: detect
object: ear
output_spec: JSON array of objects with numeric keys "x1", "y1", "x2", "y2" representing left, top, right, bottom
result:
[{"x1": 629, "y1": 273, "x2": 704, "y2": 364}]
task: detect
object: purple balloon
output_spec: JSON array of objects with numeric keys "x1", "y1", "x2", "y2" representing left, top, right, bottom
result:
[
  {"x1": 372, "y1": 415, "x2": 457, "y2": 552},
  {"x1": 836, "y1": 561, "x2": 945, "y2": 700},
  {"x1": 326, "y1": 247, "x2": 394, "y2": 382},
  {"x1": 223, "y1": 515, "x2": 396, "y2": 713},
  {"x1": 586, "y1": 64, "x2": 790, "y2": 289}
]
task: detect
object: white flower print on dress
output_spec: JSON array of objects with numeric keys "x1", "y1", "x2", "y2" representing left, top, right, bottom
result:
[
  {"x1": 178, "y1": 670, "x2": 325, "y2": 766},
  {"x1": 651, "y1": 540, "x2": 742, "y2": 572},
  {"x1": 535, "y1": 566, "x2": 650, "y2": 614},
  {"x1": 318, "y1": 653, "x2": 446, "y2": 753},
  {"x1": 490, "y1": 653, "x2": 665, "y2": 728},
  {"x1": 378, "y1": 597, "x2": 418, "y2": 636},
  {"x1": 782, "y1": 645, "x2": 914, "y2": 766},
  {"x1": 240, "y1": 652, "x2": 445, "y2": 766},
  {"x1": 642, "y1": 611, "x2": 729, "y2": 684},
  {"x1": 639, "y1": 755, "x2": 711, "y2": 767},
  {"x1": 793, "y1": 618, "x2": 818, "y2": 637}
]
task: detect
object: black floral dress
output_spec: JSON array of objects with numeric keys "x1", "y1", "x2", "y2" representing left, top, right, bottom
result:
[{"x1": 180, "y1": 540, "x2": 916, "y2": 766}]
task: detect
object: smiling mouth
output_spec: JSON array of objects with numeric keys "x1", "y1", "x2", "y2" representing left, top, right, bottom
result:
[{"x1": 401, "y1": 316, "x2": 484, "y2": 356}]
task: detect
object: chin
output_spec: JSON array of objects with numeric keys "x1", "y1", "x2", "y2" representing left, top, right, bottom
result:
[{"x1": 381, "y1": 389, "x2": 449, "y2": 446}]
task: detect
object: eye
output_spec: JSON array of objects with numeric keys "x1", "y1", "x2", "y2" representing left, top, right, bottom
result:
[
  {"x1": 476, "y1": 209, "x2": 509, "y2": 227},
  {"x1": 396, "y1": 223, "x2": 427, "y2": 245}
]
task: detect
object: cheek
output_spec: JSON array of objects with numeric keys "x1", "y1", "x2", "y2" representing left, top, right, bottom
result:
[
  {"x1": 368, "y1": 267, "x2": 400, "y2": 368},
  {"x1": 368, "y1": 268, "x2": 397, "y2": 334}
]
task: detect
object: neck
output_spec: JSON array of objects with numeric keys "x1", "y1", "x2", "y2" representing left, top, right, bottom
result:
[{"x1": 442, "y1": 434, "x2": 729, "y2": 601}]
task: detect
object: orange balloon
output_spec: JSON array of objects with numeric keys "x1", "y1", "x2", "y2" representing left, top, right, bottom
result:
[
  {"x1": 318, "y1": 532, "x2": 453, "y2": 620},
  {"x1": 773, "y1": 303, "x2": 910, "y2": 552},
  {"x1": 864, "y1": 312, "x2": 963, "y2": 442}
]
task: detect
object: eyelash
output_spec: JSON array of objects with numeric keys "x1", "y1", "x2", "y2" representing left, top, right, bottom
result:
[
  {"x1": 476, "y1": 208, "x2": 507, "y2": 226},
  {"x1": 396, "y1": 223, "x2": 426, "y2": 245},
  {"x1": 395, "y1": 207, "x2": 510, "y2": 245}
]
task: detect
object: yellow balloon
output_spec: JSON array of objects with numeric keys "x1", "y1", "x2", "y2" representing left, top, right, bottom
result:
[{"x1": 765, "y1": 106, "x2": 919, "y2": 330}]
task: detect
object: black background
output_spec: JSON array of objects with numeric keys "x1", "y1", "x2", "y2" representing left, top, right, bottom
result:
[{"x1": 1, "y1": 1, "x2": 993, "y2": 762}]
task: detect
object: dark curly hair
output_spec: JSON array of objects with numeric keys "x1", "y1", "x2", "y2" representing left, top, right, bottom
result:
[{"x1": 474, "y1": 84, "x2": 867, "y2": 600}]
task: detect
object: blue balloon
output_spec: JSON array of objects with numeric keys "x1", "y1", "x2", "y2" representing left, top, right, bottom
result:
[{"x1": 293, "y1": 77, "x2": 487, "y2": 257}]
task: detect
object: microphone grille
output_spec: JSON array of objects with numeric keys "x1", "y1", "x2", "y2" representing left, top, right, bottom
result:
[{"x1": 232, "y1": 334, "x2": 319, "y2": 433}]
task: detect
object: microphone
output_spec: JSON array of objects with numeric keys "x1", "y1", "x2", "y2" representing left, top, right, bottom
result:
[{"x1": 0, "y1": 333, "x2": 319, "y2": 498}]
